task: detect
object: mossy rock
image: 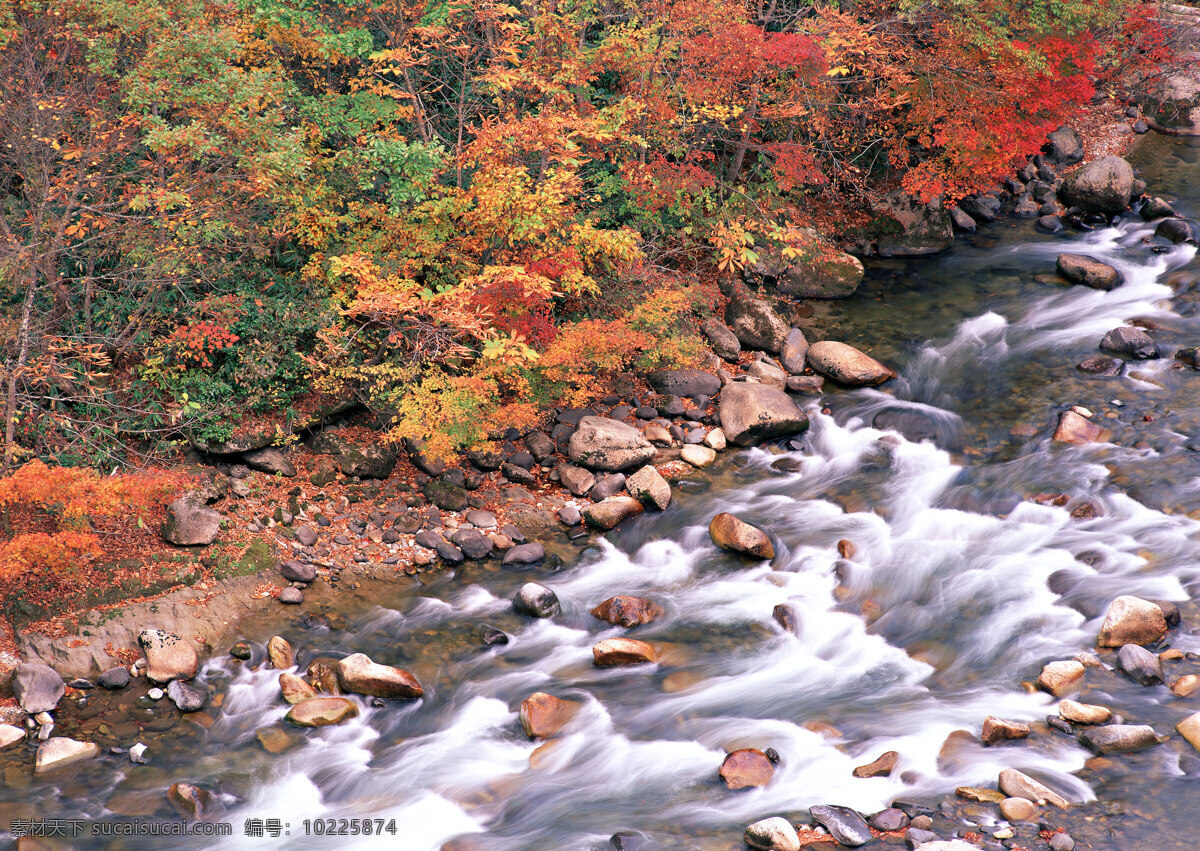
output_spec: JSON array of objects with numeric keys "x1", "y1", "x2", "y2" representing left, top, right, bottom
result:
[{"x1": 422, "y1": 480, "x2": 468, "y2": 511}]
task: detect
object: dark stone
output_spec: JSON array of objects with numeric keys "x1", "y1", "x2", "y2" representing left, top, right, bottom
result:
[
  {"x1": 414, "y1": 530, "x2": 443, "y2": 550},
  {"x1": 501, "y1": 523, "x2": 526, "y2": 543},
  {"x1": 950, "y1": 207, "x2": 977, "y2": 232},
  {"x1": 480, "y1": 627, "x2": 509, "y2": 647},
  {"x1": 1117, "y1": 643, "x2": 1163, "y2": 685},
  {"x1": 503, "y1": 543, "x2": 546, "y2": 566},
  {"x1": 507, "y1": 451, "x2": 536, "y2": 470},
  {"x1": 280, "y1": 560, "x2": 316, "y2": 583},
  {"x1": 870, "y1": 809, "x2": 910, "y2": 832},
  {"x1": 1100, "y1": 326, "x2": 1158, "y2": 359},
  {"x1": 514, "y1": 582, "x2": 559, "y2": 618},
  {"x1": 905, "y1": 828, "x2": 940, "y2": 848},
  {"x1": 872, "y1": 408, "x2": 938, "y2": 443},
  {"x1": 502, "y1": 463, "x2": 537, "y2": 484},
  {"x1": 1149, "y1": 599, "x2": 1182, "y2": 627},
  {"x1": 1044, "y1": 126, "x2": 1084, "y2": 165},
  {"x1": 451, "y1": 529, "x2": 493, "y2": 560},
  {"x1": 166, "y1": 679, "x2": 207, "y2": 712},
  {"x1": 646, "y1": 369, "x2": 721, "y2": 398},
  {"x1": 99, "y1": 667, "x2": 131, "y2": 689},
  {"x1": 960, "y1": 194, "x2": 1001, "y2": 223},
  {"x1": 772, "y1": 604, "x2": 800, "y2": 635},
  {"x1": 466, "y1": 449, "x2": 504, "y2": 471},
  {"x1": 1076, "y1": 357, "x2": 1123, "y2": 376},
  {"x1": 1037, "y1": 215, "x2": 1065, "y2": 234},
  {"x1": 434, "y1": 541, "x2": 465, "y2": 564},
  {"x1": 809, "y1": 805, "x2": 873, "y2": 847},
  {"x1": 423, "y1": 480, "x2": 469, "y2": 511},
  {"x1": 1156, "y1": 218, "x2": 1198, "y2": 244},
  {"x1": 590, "y1": 472, "x2": 627, "y2": 501}
]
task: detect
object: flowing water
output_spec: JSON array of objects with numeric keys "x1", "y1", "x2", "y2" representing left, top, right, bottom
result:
[{"x1": 4, "y1": 135, "x2": 1200, "y2": 850}]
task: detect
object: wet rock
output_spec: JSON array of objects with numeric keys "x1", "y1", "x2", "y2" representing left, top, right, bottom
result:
[
  {"x1": 956, "y1": 787, "x2": 1006, "y2": 803},
  {"x1": 558, "y1": 505, "x2": 581, "y2": 526},
  {"x1": 999, "y1": 797, "x2": 1038, "y2": 822},
  {"x1": 785, "y1": 375, "x2": 824, "y2": 394},
  {"x1": 519, "y1": 692, "x2": 579, "y2": 739},
  {"x1": 280, "y1": 560, "x2": 315, "y2": 583},
  {"x1": 286, "y1": 696, "x2": 360, "y2": 727},
  {"x1": 1100, "y1": 326, "x2": 1158, "y2": 359},
  {"x1": 139, "y1": 629, "x2": 199, "y2": 683},
  {"x1": 718, "y1": 383, "x2": 808, "y2": 447},
  {"x1": 1060, "y1": 155, "x2": 1134, "y2": 214},
  {"x1": 719, "y1": 748, "x2": 775, "y2": 789},
  {"x1": 1150, "y1": 599, "x2": 1182, "y2": 627},
  {"x1": 502, "y1": 542, "x2": 546, "y2": 566},
  {"x1": 647, "y1": 369, "x2": 721, "y2": 398},
  {"x1": 591, "y1": 596, "x2": 663, "y2": 628},
  {"x1": 780, "y1": 328, "x2": 808, "y2": 374},
  {"x1": 514, "y1": 582, "x2": 560, "y2": 618},
  {"x1": 950, "y1": 207, "x2": 977, "y2": 232},
  {"x1": 590, "y1": 473, "x2": 627, "y2": 501},
  {"x1": 852, "y1": 750, "x2": 899, "y2": 778},
  {"x1": 744, "y1": 816, "x2": 800, "y2": 851},
  {"x1": 480, "y1": 627, "x2": 509, "y2": 647},
  {"x1": 1056, "y1": 253, "x2": 1124, "y2": 290},
  {"x1": 337, "y1": 653, "x2": 423, "y2": 699},
  {"x1": 162, "y1": 495, "x2": 221, "y2": 546},
  {"x1": 167, "y1": 782, "x2": 212, "y2": 820},
  {"x1": 1176, "y1": 712, "x2": 1200, "y2": 752},
  {"x1": 451, "y1": 528, "x2": 493, "y2": 560},
  {"x1": 1076, "y1": 357, "x2": 1122, "y2": 376},
  {"x1": 702, "y1": 318, "x2": 741, "y2": 361},
  {"x1": 256, "y1": 727, "x2": 296, "y2": 754},
  {"x1": 0, "y1": 724, "x2": 24, "y2": 749},
  {"x1": 592, "y1": 637, "x2": 657, "y2": 666},
  {"x1": 1037, "y1": 215, "x2": 1065, "y2": 234},
  {"x1": 1097, "y1": 595, "x2": 1168, "y2": 647},
  {"x1": 772, "y1": 603, "x2": 800, "y2": 635},
  {"x1": 998, "y1": 768, "x2": 1068, "y2": 808},
  {"x1": 167, "y1": 679, "x2": 207, "y2": 712},
  {"x1": 279, "y1": 672, "x2": 317, "y2": 705},
  {"x1": 625, "y1": 465, "x2": 671, "y2": 510},
  {"x1": 1173, "y1": 674, "x2": 1200, "y2": 697},
  {"x1": 1049, "y1": 834, "x2": 1076, "y2": 851},
  {"x1": 872, "y1": 409, "x2": 938, "y2": 443},
  {"x1": 680, "y1": 444, "x2": 717, "y2": 468},
  {"x1": 870, "y1": 808, "x2": 909, "y2": 831},
  {"x1": 1156, "y1": 218, "x2": 1198, "y2": 244},
  {"x1": 267, "y1": 636, "x2": 295, "y2": 669},
  {"x1": 13, "y1": 664, "x2": 64, "y2": 714},
  {"x1": 1116, "y1": 643, "x2": 1163, "y2": 685},
  {"x1": 35, "y1": 737, "x2": 100, "y2": 773},
  {"x1": 583, "y1": 496, "x2": 645, "y2": 530},
  {"x1": 306, "y1": 658, "x2": 343, "y2": 695},
  {"x1": 501, "y1": 462, "x2": 536, "y2": 484},
  {"x1": 1036, "y1": 660, "x2": 1085, "y2": 696},
  {"x1": 805, "y1": 341, "x2": 896, "y2": 386},
  {"x1": 1142, "y1": 197, "x2": 1175, "y2": 220},
  {"x1": 905, "y1": 828, "x2": 940, "y2": 846},
  {"x1": 98, "y1": 667, "x2": 131, "y2": 689},
  {"x1": 1052, "y1": 411, "x2": 1101, "y2": 445},
  {"x1": 568, "y1": 417, "x2": 656, "y2": 472},
  {"x1": 558, "y1": 463, "x2": 596, "y2": 497},
  {"x1": 1058, "y1": 699, "x2": 1110, "y2": 725},
  {"x1": 243, "y1": 447, "x2": 296, "y2": 477},
  {"x1": 1078, "y1": 723, "x2": 1161, "y2": 754},
  {"x1": 809, "y1": 805, "x2": 872, "y2": 847},
  {"x1": 981, "y1": 716, "x2": 1030, "y2": 746},
  {"x1": 726, "y1": 289, "x2": 789, "y2": 352},
  {"x1": 278, "y1": 585, "x2": 303, "y2": 603},
  {"x1": 709, "y1": 513, "x2": 774, "y2": 559}
]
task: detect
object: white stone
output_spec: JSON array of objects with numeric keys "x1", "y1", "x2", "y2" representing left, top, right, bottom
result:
[{"x1": 35, "y1": 738, "x2": 100, "y2": 773}]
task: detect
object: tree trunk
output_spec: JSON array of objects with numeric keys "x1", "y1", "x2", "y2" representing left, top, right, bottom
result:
[{"x1": 4, "y1": 279, "x2": 38, "y2": 469}]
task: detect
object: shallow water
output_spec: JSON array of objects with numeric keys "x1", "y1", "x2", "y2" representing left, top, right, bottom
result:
[{"x1": 4, "y1": 135, "x2": 1200, "y2": 850}]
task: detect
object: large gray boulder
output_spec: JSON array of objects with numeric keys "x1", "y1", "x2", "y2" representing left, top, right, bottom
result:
[
  {"x1": 702, "y1": 318, "x2": 741, "y2": 361},
  {"x1": 13, "y1": 663, "x2": 64, "y2": 713},
  {"x1": 161, "y1": 495, "x2": 220, "y2": 546},
  {"x1": 725, "y1": 290, "x2": 789, "y2": 352},
  {"x1": 241, "y1": 447, "x2": 296, "y2": 477},
  {"x1": 568, "y1": 417, "x2": 656, "y2": 471},
  {"x1": 873, "y1": 190, "x2": 953, "y2": 257},
  {"x1": 646, "y1": 369, "x2": 720, "y2": 398},
  {"x1": 1141, "y1": 69, "x2": 1200, "y2": 135},
  {"x1": 751, "y1": 245, "x2": 864, "y2": 299},
  {"x1": 1100, "y1": 326, "x2": 1158, "y2": 359},
  {"x1": 806, "y1": 341, "x2": 897, "y2": 386},
  {"x1": 1061, "y1": 156, "x2": 1135, "y2": 214},
  {"x1": 718, "y1": 383, "x2": 809, "y2": 447},
  {"x1": 1044, "y1": 126, "x2": 1084, "y2": 165}
]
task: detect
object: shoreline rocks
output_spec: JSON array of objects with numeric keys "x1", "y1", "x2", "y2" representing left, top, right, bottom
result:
[{"x1": 805, "y1": 341, "x2": 896, "y2": 387}]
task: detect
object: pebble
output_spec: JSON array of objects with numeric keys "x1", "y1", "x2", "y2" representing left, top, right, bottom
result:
[{"x1": 147, "y1": 688, "x2": 164, "y2": 700}]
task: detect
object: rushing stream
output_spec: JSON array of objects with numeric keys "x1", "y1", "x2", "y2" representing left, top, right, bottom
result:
[{"x1": 4, "y1": 135, "x2": 1200, "y2": 850}]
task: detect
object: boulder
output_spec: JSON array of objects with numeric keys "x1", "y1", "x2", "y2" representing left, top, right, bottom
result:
[
  {"x1": 0, "y1": 724, "x2": 24, "y2": 749},
  {"x1": 161, "y1": 495, "x2": 220, "y2": 546},
  {"x1": 646, "y1": 369, "x2": 721, "y2": 398},
  {"x1": 242, "y1": 447, "x2": 296, "y2": 477},
  {"x1": 590, "y1": 596, "x2": 663, "y2": 628},
  {"x1": 809, "y1": 805, "x2": 873, "y2": 847},
  {"x1": 786, "y1": 375, "x2": 824, "y2": 394},
  {"x1": 719, "y1": 748, "x2": 775, "y2": 789},
  {"x1": 625, "y1": 465, "x2": 671, "y2": 511},
  {"x1": 725, "y1": 290, "x2": 789, "y2": 352},
  {"x1": 709, "y1": 513, "x2": 774, "y2": 559},
  {"x1": 1177, "y1": 713, "x2": 1200, "y2": 752},
  {"x1": 873, "y1": 190, "x2": 954, "y2": 256},
  {"x1": 1076, "y1": 357, "x2": 1122, "y2": 376},
  {"x1": 35, "y1": 738, "x2": 100, "y2": 773},
  {"x1": 336, "y1": 653, "x2": 423, "y2": 699},
  {"x1": 592, "y1": 637, "x2": 657, "y2": 666},
  {"x1": 998, "y1": 768, "x2": 1068, "y2": 808},
  {"x1": 1100, "y1": 326, "x2": 1158, "y2": 359},
  {"x1": 702, "y1": 318, "x2": 741, "y2": 361},
  {"x1": 451, "y1": 528, "x2": 493, "y2": 560},
  {"x1": 744, "y1": 817, "x2": 801, "y2": 851},
  {"x1": 960, "y1": 194, "x2": 1001, "y2": 222},
  {"x1": 557, "y1": 463, "x2": 596, "y2": 497},
  {"x1": 13, "y1": 664, "x2": 64, "y2": 714},
  {"x1": 1036, "y1": 660, "x2": 1085, "y2": 696},
  {"x1": 746, "y1": 359, "x2": 788, "y2": 389},
  {"x1": 267, "y1": 635, "x2": 294, "y2": 669},
  {"x1": 583, "y1": 496, "x2": 645, "y2": 530},
  {"x1": 1061, "y1": 156, "x2": 1135, "y2": 214},
  {"x1": 1142, "y1": 197, "x2": 1175, "y2": 220},
  {"x1": 279, "y1": 672, "x2": 317, "y2": 705},
  {"x1": 1044, "y1": 126, "x2": 1084, "y2": 164},
  {"x1": 680, "y1": 444, "x2": 717, "y2": 468},
  {"x1": 717, "y1": 383, "x2": 808, "y2": 447},
  {"x1": 423, "y1": 479, "x2": 468, "y2": 511},
  {"x1": 999, "y1": 797, "x2": 1038, "y2": 822},
  {"x1": 1056, "y1": 254, "x2": 1124, "y2": 290},
  {"x1": 1058, "y1": 699, "x2": 1110, "y2": 725},
  {"x1": 280, "y1": 560, "x2": 315, "y2": 583},
  {"x1": 519, "y1": 692, "x2": 579, "y2": 739},
  {"x1": 1156, "y1": 218, "x2": 1199, "y2": 244},
  {"x1": 1078, "y1": 724, "x2": 1161, "y2": 755},
  {"x1": 568, "y1": 417, "x2": 656, "y2": 472},
  {"x1": 167, "y1": 782, "x2": 212, "y2": 820},
  {"x1": 1053, "y1": 411, "x2": 1101, "y2": 445},
  {"x1": 138, "y1": 629, "x2": 199, "y2": 683},
  {"x1": 752, "y1": 245, "x2": 864, "y2": 299},
  {"x1": 98, "y1": 667, "x2": 130, "y2": 689},
  {"x1": 1141, "y1": 68, "x2": 1200, "y2": 135},
  {"x1": 805, "y1": 341, "x2": 896, "y2": 386},
  {"x1": 852, "y1": 750, "x2": 898, "y2": 778},
  {"x1": 1097, "y1": 595, "x2": 1168, "y2": 647},
  {"x1": 982, "y1": 716, "x2": 1030, "y2": 746},
  {"x1": 780, "y1": 328, "x2": 808, "y2": 374},
  {"x1": 950, "y1": 207, "x2": 977, "y2": 232},
  {"x1": 1116, "y1": 643, "x2": 1163, "y2": 685},
  {"x1": 514, "y1": 582, "x2": 560, "y2": 618},
  {"x1": 502, "y1": 542, "x2": 546, "y2": 566},
  {"x1": 286, "y1": 696, "x2": 360, "y2": 727},
  {"x1": 336, "y1": 442, "x2": 396, "y2": 479},
  {"x1": 306, "y1": 657, "x2": 343, "y2": 694}
]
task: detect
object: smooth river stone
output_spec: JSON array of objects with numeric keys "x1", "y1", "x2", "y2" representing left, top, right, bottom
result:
[
  {"x1": 1037, "y1": 660, "x2": 1085, "y2": 696},
  {"x1": 719, "y1": 748, "x2": 775, "y2": 789},
  {"x1": 1078, "y1": 724, "x2": 1161, "y2": 754},
  {"x1": 1176, "y1": 713, "x2": 1200, "y2": 751},
  {"x1": 982, "y1": 716, "x2": 1030, "y2": 745},
  {"x1": 592, "y1": 638, "x2": 657, "y2": 667},
  {"x1": 286, "y1": 697, "x2": 359, "y2": 727},
  {"x1": 709, "y1": 513, "x2": 774, "y2": 559},
  {"x1": 852, "y1": 750, "x2": 898, "y2": 778},
  {"x1": 998, "y1": 768, "x2": 1068, "y2": 808},
  {"x1": 590, "y1": 595, "x2": 663, "y2": 628},
  {"x1": 805, "y1": 341, "x2": 897, "y2": 387},
  {"x1": 744, "y1": 816, "x2": 800, "y2": 851},
  {"x1": 35, "y1": 738, "x2": 100, "y2": 773},
  {"x1": 1097, "y1": 595, "x2": 1168, "y2": 647},
  {"x1": 808, "y1": 805, "x2": 873, "y2": 846},
  {"x1": 336, "y1": 653, "x2": 423, "y2": 699},
  {"x1": 1058, "y1": 699, "x2": 1111, "y2": 725},
  {"x1": 519, "y1": 692, "x2": 579, "y2": 740}
]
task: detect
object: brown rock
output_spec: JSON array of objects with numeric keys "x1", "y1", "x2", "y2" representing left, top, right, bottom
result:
[
  {"x1": 625, "y1": 464, "x2": 671, "y2": 511},
  {"x1": 336, "y1": 653, "x2": 423, "y2": 699},
  {"x1": 138, "y1": 628, "x2": 199, "y2": 684},
  {"x1": 582, "y1": 496, "x2": 645, "y2": 531},
  {"x1": 1037, "y1": 660, "x2": 1085, "y2": 696},
  {"x1": 852, "y1": 750, "x2": 898, "y2": 778},
  {"x1": 1058, "y1": 699, "x2": 1111, "y2": 725},
  {"x1": 1177, "y1": 712, "x2": 1200, "y2": 752},
  {"x1": 279, "y1": 672, "x2": 317, "y2": 705},
  {"x1": 267, "y1": 635, "x2": 294, "y2": 670},
  {"x1": 998, "y1": 768, "x2": 1068, "y2": 809},
  {"x1": 306, "y1": 657, "x2": 343, "y2": 695},
  {"x1": 1053, "y1": 411, "x2": 1102, "y2": 445},
  {"x1": 999, "y1": 797, "x2": 1038, "y2": 822},
  {"x1": 286, "y1": 696, "x2": 360, "y2": 727},
  {"x1": 518, "y1": 692, "x2": 579, "y2": 740},
  {"x1": 1172, "y1": 674, "x2": 1200, "y2": 697},
  {"x1": 837, "y1": 540, "x2": 856, "y2": 559},
  {"x1": 167, "y1": 782, "x2": 212, "y2": 820},
  {"x1": 592, "y1": 638, "x2": 658, "y2": 666},
  {"x1": 1056, "y1": 254, "x2": 1124, "y2": 290},
  {"x1": 772, "y1": 603, "x2": 800, "y2": 635},
  {"x1": 709, "y1": 513, "x2": 774, "y2": 559},
  {"x1": 256, "y1": 727, "x2": 298, "y2": 754},
  {"x1": 982, "y1": 716, "x2": 1031, "y2": 746},
  {"x1": 805, "y1": 341, "x2": 897, "y2": 386},
  {"x1": 1096, "y1": 595, "x2": 1168, "y2": 647},
  {"x1": 956, "y1": 786, "x2": 1006, "y2": 803},
  {"x1": 590, "y1": 596, "x2": 663, "y2": 628},
  {"x1": 719, "y1": 748, "x2": 775, "y2": 789}
]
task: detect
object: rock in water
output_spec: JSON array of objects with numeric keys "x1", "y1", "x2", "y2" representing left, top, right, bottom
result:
[
  {"x1": 625, "y1": 465, "x2": 671, "y2": 510},
  {"x1": 1058, "y1": 699, "x2": 1111, "y2": 725},
  {"x1": 1052, "y1": 411, "x2": 1101, "y2": 445},
  {"x1": 998, "y1": 768, "x2": 1069, "y2": 808},
  {"x1": 1056, "y1": 254, "x2": 1124, "y2": 290},
  {"x1": 286, "y1": 696, "x2": 359, "y2": 727},
  {"x1": 519, "y1": 692, "x2": 579, "y2": 739},
  {"x1": 167, "y1": 782, "x2": 212, "y2": 820},
  {"x1": 852, "y1": 750, "x2": 899, "y2": 778},
  {"x1": 0, "y1": 725, "x2": 25, "y2": 750},
  {"x1": 680, "y1": 444, "x2": 717, "y2": 468},
  {"x1": 744, "y1": 817, "x2": 800, "y2": 851},
  {"x1": 336, "y1": 653, "x2": 423, "y2": 699},
  {"x1": 805, "y1": 341, "x2": 897, "y2": 386},
  {"x1": 582, "y1": 496, "x2": 645, "y2": 530},
  {"x1": 717, "y1": 383, "x2": 808, "y2": 447},
  {"x1": 1060, "y1": 155, "x2": 1135, "y2": 214},
  {"x1": 709, "y1": 513, "x2": 774, "y2": 559},
  {"x1": 780, "y1": 328, "x2": 808, "y2": 374},
  {"x1": 267, "y1": 635, "x2": 295, "y2": 669},
  {"x1": 1100, "y1": 326, "x2": 1158, "y2": 359},
  {"x1": 590, "y1": 596, "x2": 663, "y2": 628},
  {"x1": 1176, "y1": 713, "x2": 1200, "y2": 752},
  {"x1": 568, "y1": 416, "x2": 656, "y2": 472},
  {"x1": 514, "y1": 583, "x2": 560, "y2": 618},
  {"x1": 1078, "y1": 724, "x2": 1160, "y2": 754},
  {"x1": 1000, "y1": 797, "x2": 1038, "y2": 822},
  {"x1": 279, "y1": 672, "x2": 317, "y2": 705},
  {"x1": 1097, "y1": 595, "x2": 1168, "y2": 647},
  {"x1": 502, "y1": 543, "x2": 546, "y2": 566},
  {"x1": 167, "y1": 679, "x2": 207, "y2": 712},
  {"x1": 1116, "y1": 643, "x2": 1163, "y2": 685},
  {"x1": 98, "y1": 667, "x2": 131, "y2": 689},
  {"x1": 161, "y1": 495, "x2": 221, "y2": 545},
  {"x1": 35, "y1": 738, "x2": 100, "y2": 773},
  {"x1": 808, "y1": 805, "x2": 873, "y2": 846},
  {"x1": 138, "y1": 629, "x2": 199, "y2": 684},
  {"x1": 1037, "y1": 660, "x2": 1085, "y2": 696},
  {"x1": 982, "y1": 716, "x2": 1030, "y2": 746},
  {"x1": 592, "y1": 638, "x2": 657, "y2": 666},
  {"x1": 13, "y1": 664, "x2": 65, "y2": 714},
  {"x1": 719, "y1": 748, "x2": 775, "y2": 789}
]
